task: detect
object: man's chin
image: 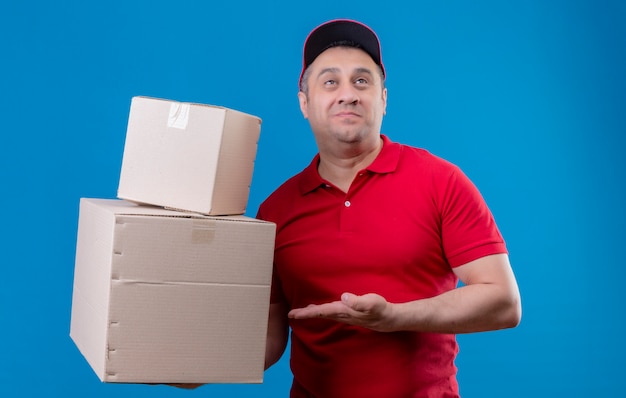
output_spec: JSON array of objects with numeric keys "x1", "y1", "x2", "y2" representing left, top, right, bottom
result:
[{"x1": 329, "y1": 128, "x2": 371, "y2": 143}]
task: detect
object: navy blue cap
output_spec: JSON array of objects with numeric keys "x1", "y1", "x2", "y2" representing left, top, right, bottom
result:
[{"x1": 300, "y1": 19, "x2": 385, "y2": 84}]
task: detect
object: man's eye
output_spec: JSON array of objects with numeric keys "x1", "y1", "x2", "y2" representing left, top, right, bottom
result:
[
  {"x1": 355, "y1": 78, "x2": 368, "y2": 85},
  {"x1": 324, "y1": 80, "x2": 337, "y2": 86}
]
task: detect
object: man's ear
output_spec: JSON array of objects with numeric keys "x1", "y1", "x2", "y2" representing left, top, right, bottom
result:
[
  {"x1": 298, "y1": 91, "x2": 308, "y2": 119},
  {"x1": 382, "y1": 87, "x2": 388, "y2": 116}
]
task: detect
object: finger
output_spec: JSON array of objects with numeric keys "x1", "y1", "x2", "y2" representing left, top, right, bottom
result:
[
  {"x1": 289, "y1": 304, "x2": 329, "y2": 319},
  {"x1": 289, "y1": 301, "x2": 347, "y2": 319},
  {"x1": 288, "y1": 305, "x2": 320, "y2": 319},
  {"x1": 341, "y1": 292, "x2": 356, "y2": 306},
  {"x1": 170, "y1": 383, "x2": 203, "y2": 389},
  {"x1": 342, "y1": 292, "x2": 369, "y2": 312}
]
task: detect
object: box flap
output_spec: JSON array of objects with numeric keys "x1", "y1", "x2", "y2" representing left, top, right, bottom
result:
[
  {"x1": 134, "y1": 96, "x2": 262, "y2": 124},
  {"x1": 83, "y1": 198, "x2": 270, "y2": 224}
]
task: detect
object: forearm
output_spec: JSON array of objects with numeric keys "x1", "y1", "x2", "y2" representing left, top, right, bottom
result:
[
  {"x1": 288, "y1": 254, "x2": 522, "y2": 334},
  {"x1": 265, "y1": 302, "x2": 289, "y2": 369},
  {"x1": 390, "y1": 254, "x2": 521, "y2": 334},
  {"x1": 389, "y1": 282, "x2": 521, "y2": 334},
  {"x1": 265, "y1": 335, "x2": 287, "y2": 370}
]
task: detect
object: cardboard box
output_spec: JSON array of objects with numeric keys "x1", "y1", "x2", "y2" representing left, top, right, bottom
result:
[
  {"x1": 117, "y1": 96, "x2": 261, "y2": 215},
  {"x1": 70, "y1": 198, "x2": 276, "y2": 383}
]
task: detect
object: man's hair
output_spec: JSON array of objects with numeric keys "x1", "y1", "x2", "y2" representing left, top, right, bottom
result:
[{"x1": 299, "y1": 41, "x2": 386, "y2": 95}]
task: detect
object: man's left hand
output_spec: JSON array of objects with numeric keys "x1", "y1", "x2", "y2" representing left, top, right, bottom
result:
[{"x1": 288, "y1": 293, "x2": 396, "y2": 332}]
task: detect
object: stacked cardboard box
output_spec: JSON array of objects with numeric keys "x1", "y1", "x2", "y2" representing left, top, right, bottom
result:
[
  {"x1": 70, "y1": 96, "x2": 276, "y2": 384},
  {"x1": 118, "y1": 96, "x2": 262, "y2": 216}
]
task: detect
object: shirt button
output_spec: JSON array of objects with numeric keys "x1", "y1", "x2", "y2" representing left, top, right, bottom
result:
[{"x1": 344, "y1": 200, "x2": 351, "y2": 207}]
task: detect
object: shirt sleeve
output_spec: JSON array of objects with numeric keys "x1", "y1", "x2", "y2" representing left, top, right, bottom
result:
[{"x1": 439, "y1": 165, "x2": 507, "y2": 268}]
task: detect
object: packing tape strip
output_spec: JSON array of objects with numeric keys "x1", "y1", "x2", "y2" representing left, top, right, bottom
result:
[
  {"x1": 168, "y1": 102, "x2": 191, "y2": 129},
  {"x1": 192, "y1": 219, "x2": 216, "y2": 243}
]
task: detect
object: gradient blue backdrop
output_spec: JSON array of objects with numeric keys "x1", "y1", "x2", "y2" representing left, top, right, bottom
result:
[{"x1": 1, "y1": 1, "x2": 624, "y2": 397}]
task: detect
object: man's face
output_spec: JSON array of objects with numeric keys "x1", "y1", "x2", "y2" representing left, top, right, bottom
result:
[{"x1": 298, "y1": 46, "x2": 387, "y2": 146}]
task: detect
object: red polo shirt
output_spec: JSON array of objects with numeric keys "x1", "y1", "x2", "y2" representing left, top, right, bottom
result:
[{"x1": 257, "y1": 135, "x2": 507, "y2": 398}]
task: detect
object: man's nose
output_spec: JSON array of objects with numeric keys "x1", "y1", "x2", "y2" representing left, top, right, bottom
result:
[{"x1": 337, "y1": 84, "x2": 360, "y2": 105}]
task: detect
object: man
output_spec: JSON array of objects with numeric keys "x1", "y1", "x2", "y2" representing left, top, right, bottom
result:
[{"x1": 257, "y1": 19, "x2": 521, "y2": 397}]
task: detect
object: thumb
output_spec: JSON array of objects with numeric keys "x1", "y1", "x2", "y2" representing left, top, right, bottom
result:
[{"x1": 341, "y1": 292, "x2": 359, "y2": 308}]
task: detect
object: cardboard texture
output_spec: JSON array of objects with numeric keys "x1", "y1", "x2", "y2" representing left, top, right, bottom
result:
[
  {"x1": 117, "y1": 96, "x2": 262, "y2": 215},
  {"x1": 70, "y1": 198, "x2": 276, "y2": 383}
]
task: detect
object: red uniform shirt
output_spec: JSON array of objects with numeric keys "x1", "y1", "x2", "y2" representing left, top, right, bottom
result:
[{"x1": 257, "y1": 135, "x2": 507, "y2": 398}]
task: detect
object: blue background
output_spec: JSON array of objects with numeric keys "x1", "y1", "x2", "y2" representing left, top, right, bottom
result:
[{"x1": 1, "y1": 1, "x2": 624, "y2": 397}]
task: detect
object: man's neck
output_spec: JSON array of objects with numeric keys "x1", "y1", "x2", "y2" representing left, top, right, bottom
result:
[{"x1": 317, "y1": 136, "x2": 383, "y2": 193}]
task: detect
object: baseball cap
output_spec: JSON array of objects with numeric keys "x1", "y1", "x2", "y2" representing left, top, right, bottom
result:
[{"x1": 299, "y1": 19, "x2": 385, "y2": 85}]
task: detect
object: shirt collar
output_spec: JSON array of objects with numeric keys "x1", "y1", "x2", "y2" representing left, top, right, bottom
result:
[{"x1": 298, "y1": 134, "x2": 401, "y2": 195}]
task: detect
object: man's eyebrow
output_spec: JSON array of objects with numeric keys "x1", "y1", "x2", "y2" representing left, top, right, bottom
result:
[
  {"x1": 316, "y1": 67, "x2": 374, "y2": 79},
  {"x1": 354, "y1": 67, "x2": 374, "y2": 76},
  {"x1": 354, "y1": 68, "x2": 374, "y2": 76},
  {"x1": 317, "y1": 67, "x2": 340, "y2": 78}
]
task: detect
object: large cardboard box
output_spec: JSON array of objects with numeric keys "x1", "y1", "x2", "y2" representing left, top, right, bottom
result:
[
  {"x1": 117, "y1": 96, "x2": 261, "y2": 215},
  {"x1": 70, "y1": 198, "x2": 276, "y2": 383}
]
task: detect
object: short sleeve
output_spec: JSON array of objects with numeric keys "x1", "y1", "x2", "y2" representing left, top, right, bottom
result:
[{"x1": 439, "y1": 166, "x2": 507, "y2": 267}]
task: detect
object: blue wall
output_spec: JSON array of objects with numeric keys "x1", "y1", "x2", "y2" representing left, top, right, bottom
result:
[{"x1": 1, "y1": 1, "x2": 624, "y2": 397}]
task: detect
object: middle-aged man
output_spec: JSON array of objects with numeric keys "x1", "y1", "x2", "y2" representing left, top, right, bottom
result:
[{"x1": 257, "y1": 19, "x2": 522, "y2": 398}]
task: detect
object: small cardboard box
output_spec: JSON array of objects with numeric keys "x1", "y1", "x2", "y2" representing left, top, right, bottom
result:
[
  {"x1": 117, "y1": 96, "x2": 261, "y2": 215},
  {"x1": 70, "y1": 198, "x2": 276, "y2": 383}
]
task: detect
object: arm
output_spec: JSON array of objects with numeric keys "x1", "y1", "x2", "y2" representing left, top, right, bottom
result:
[
  {"x1": 288, "y1": 253, "x2": 521, "y2": 334},
  {"x1": 265, "y1": 301, "x2": 289, "y2": 369}
]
